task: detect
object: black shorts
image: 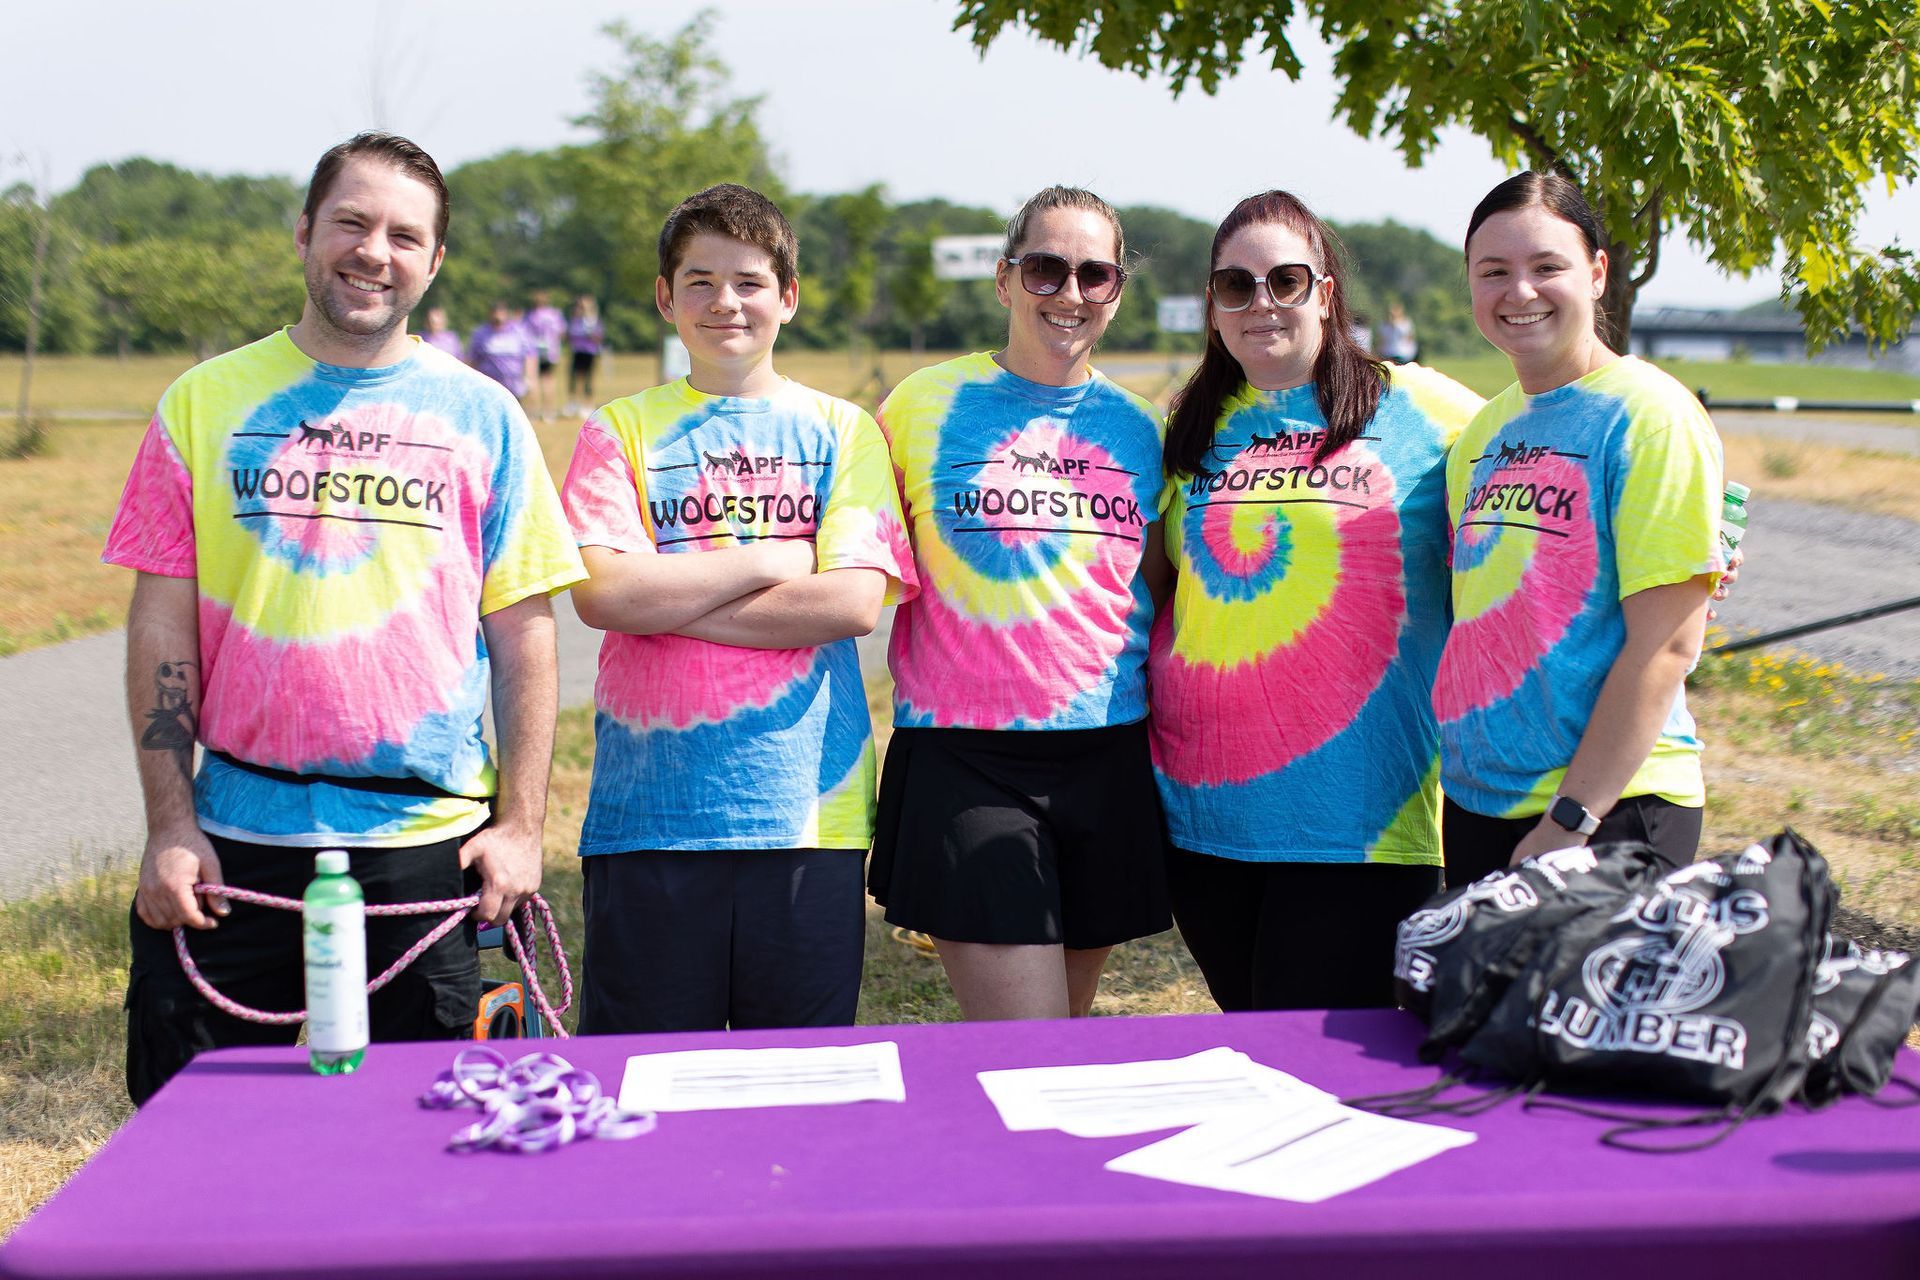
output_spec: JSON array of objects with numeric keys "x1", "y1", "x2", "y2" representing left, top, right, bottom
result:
[
  {"x1": 578, "y1": 847, "x2": 865, "y2": 1035},
  {"x1": 570, "y1": 350, "x2": 598, "y2": 376},
  {"x1": 868, "y1": 722, "x2": 1171, "y2": 950},
  {"x1": 537, "y1": 356, "x2": 557, "y2": 375},
  {"x1": 125, "y1": 833, "x2": 480, "y2": 1106},
  {"x1": 1441, "y1": 794, "x2": 1703, "y2": 887}
]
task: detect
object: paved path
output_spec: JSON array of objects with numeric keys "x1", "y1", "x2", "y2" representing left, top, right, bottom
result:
[
  {"x1": 0, "y1": 596, "x2": 895, "y2": 901},
  {"x1": 1710, "y1": 496, "x2": 1920, "y2": 679},
  {"x1": 0, "y1": 492, "x2": 1909, "y2": 900}
]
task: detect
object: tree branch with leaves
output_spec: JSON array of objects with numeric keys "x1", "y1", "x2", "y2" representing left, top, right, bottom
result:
[{"x1": 954, "y1": 0, "x2": 1920, "y2": 349}]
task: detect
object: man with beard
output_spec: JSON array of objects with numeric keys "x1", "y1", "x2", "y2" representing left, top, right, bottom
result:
[{"x1": 103, "y1": 133, "x2": 585, "y2": 1103}]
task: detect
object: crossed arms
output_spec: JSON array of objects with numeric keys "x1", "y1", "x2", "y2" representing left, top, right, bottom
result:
[{"x1": 570, "y1": 541, "x2": 886, "y2": 649}]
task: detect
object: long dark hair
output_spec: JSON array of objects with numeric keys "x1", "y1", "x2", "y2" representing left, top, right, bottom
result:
[
  {"x1": 1165, "y1": 191, "x2": 1386, "y2": 478},
  {"x1": 1464, "y1": 171, "x2": 1613, "y2": 346}
]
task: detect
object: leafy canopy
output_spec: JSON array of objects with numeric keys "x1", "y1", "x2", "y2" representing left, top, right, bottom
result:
[{"x1": 953, "y1": 0, "x2": 1920, "y2": 348}]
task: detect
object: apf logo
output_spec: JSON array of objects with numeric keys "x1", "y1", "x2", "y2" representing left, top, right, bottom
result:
[
  {"x1": 295, "y1": 420, "x2": 392, "y2": 455},
  {"x1": 1493, "y1": 439, "x2": 1553, "y2": 468},
  {"x1": 1007, "y1": 446, "x2": 1087, "y2": 476},
  {"x1": 702, "y1": 446, "x2": 785, "y2": 477}
]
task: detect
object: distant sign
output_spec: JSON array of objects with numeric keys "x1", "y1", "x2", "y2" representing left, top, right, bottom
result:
[
  {"x1": 1157, "y1": 295, "x2": 1206, "y2": 334},
  {"x1": 932, "y1": 235, "x2": 1003, "y2": 282}
]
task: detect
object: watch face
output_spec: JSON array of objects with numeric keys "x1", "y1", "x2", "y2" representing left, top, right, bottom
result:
[{"x1": 1551, "y1": 796, "x2": 1589, "y2": 833}]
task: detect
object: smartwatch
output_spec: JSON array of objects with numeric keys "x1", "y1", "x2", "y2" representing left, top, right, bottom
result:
[{"x1": 1548, "y1": 794, "x2": 1601, "y2": 837}]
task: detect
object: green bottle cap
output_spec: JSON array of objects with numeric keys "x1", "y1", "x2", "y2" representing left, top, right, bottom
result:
[
  {"x1": 315, "y1": 850, "x2": 349, "y2": 876},
  {"x1": 1725, "y1": 481, "x2": 1751, "y2": 503}
]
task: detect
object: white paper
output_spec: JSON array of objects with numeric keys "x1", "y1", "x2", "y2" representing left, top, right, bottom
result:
[
  {"x1": 617, "y1": 1041, "x2": 906, "y2": 1113},
  {"x1": 1105, "y1": 1099, "x2": 1476, "y2": 1203},
  {"x1": 976, "y1": 1047, "x2": 1332, "y2": 1138}
]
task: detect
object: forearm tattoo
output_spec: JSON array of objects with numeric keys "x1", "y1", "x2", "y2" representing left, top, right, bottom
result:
[{"x1": 140, "y1": 660, "x2": 199, "y2": 782}]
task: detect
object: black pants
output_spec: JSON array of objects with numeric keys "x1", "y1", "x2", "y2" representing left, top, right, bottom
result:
[
  {"x1": 568, "y1": 350, "x2": 598, "y2": 398},
  {"x1": 1165, "y1": 849, "x2": 1442, "y2": 1011},
  {"x1": 126, "y1": 834, "x2": 480, "y2": 1106},
  {"x1": 578, "y1": 847, "x2": 865, "y2": 1035},
  {"x1": 1441, "y1": 794, "x2": 1703, "y2": 888}
]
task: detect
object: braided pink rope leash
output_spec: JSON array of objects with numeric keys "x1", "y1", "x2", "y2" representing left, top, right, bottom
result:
[{"x1": 172, "y1": 885, "x2": 574, "y2": 1038}]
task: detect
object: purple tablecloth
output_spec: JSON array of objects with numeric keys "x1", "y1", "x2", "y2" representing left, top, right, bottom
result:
[{"x1": 4, "y1": 1011, "x2": 1918, "y2": 1279}]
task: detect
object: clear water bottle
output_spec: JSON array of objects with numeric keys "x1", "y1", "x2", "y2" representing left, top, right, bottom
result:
[
  {"x1": 1721, "y1": 481, "x2": 1751, "y2": 560},
  {"x1": 304, "y1": 850, "x2": 368, "y2": 1075}
]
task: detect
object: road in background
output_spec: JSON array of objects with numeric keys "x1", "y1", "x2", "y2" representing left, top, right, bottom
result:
[{"x1": 1707, "y1": 496, "x2": 1920, "y2": 679}]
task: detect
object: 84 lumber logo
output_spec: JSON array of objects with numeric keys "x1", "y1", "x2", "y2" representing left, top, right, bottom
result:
[{"x1": 1538, "y1": 859, "x2": 1772, "y2": 1068}]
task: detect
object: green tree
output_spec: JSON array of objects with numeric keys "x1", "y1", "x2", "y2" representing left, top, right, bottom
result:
[
  {"x1": 825, "y1": 185, "x2": 890, "y2": 368},
  {"x1": 953, "y1": 0, "x2": 1920, "y2": 349},
  {"x1": 1, "y1": 186, "x2": 99, "y2": 357},
  {"x1": 54, "y1": 158, "x2": 299, "y2": 247},
  {"x1": 571, "y1": 11, "x2": 781, "y2": 353},
  {"x1": 1333, "y1": 219, "x2": 1477, "y2": 357},
  {"x1": 889, "y1": 227, "x2": 945, "y2": 355},
  {"x1": 438, "y1": 148, "x2": 596, "y2": 327},
  {"x1": 85, "y1": 230, "x2": 302, "y2": 360},
  {"x1": 880, "y1": 199, "x2": 1006, "y2": 352}
]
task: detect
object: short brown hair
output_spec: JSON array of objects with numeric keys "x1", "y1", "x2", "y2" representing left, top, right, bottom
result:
[
  {"x1": 302, "y1": 132, "x2": 450, "y2": 249},
  {"x1": 657, "y1": 184, "x2": 798, "y2": 290}
]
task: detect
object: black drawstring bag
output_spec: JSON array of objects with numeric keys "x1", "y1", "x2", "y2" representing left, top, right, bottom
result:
[
  {"x1": 1357, "y1": 832, "x2": 1908, "y2": 1150},
  {"x1": 1801, "y1": 933, "x2": 1920, "y2": 1108},
  {"x1": 1394, "y1": 843, "x2": 1665, "y2": 1062},
  {"x1": 1450, "y1": 830, "x2": 1836, "y2": 1147}
]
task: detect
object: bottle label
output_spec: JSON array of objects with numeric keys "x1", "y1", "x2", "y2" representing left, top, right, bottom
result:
[{"x1": 304, "y1": 900, "x2": 369, "y2": 1053}]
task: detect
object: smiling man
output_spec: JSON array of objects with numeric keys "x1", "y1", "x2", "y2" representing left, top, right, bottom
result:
[{"x1": 102, "y1": 133, "x2": 586, "y2": 1104}]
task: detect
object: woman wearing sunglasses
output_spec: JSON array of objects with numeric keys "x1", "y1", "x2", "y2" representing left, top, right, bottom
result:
[
  {"x1": 1435, "y1": 173, "x2": 1724, "y2": 882},
  {"x1": 1149, "y1": 190, "x2": 1484, "y2": 1010},
  {"x1": 867, "y1": 186, "x2": 1172, "y2": 1020}
]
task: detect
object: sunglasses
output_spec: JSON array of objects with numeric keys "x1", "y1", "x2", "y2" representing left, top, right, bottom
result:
[
  {"x1": 1209, "y1": 263, "x2": 1320, "y2": 312},
  {"x1": 1005, "y1": 253, "x2": 1128, "y2": 305}
]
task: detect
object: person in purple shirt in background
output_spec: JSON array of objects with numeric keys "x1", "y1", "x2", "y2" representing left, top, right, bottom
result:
[
  {"x1": 566, "y1": 294, "x2": 605, "y2": 416},
  {"x1": 524, "y1": 290, "x2": 566, "y2": 421},
  {"x1": 420, "y1": 306, "x2": 464, "y2": 358},
  {"x1": 469, "y1": 301, "x2": 538, "y2": 402}
]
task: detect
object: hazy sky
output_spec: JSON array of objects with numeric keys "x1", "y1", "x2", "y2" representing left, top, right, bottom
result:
[{"x1": 6, "y1": 0, "x2": 1916, "y2": 309}]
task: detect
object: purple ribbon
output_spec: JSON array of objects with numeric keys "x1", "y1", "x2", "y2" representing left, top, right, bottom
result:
[{"x1": 421, "y1": 1047, "x2": 657, "y2": 1153}]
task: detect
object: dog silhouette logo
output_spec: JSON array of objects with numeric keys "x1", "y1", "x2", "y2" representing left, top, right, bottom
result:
[
  {"x1": 297, "y1": 421, "x2": 335, "y2": 449},
  {"x1": 1247, "y1": 430, "x2": 1283, "y2": 454},
  {"x1": 703, "y1": 448, "x2": 745, "y2": 476},
  {"x1": 1009, "y1": 447, "x2": 1054, "y2": 473}
]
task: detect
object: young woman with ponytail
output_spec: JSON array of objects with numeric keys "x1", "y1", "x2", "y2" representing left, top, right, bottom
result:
[
  {"x1": 1148, "y1": 191, "x2": 1484, "y2": 1011},
  {"x1": 1435, "y1": 172, "x2": 1724, "y2": 882},
  {"x1": 867, "y1": 187, "x2": 1172, "y2": 1021}
]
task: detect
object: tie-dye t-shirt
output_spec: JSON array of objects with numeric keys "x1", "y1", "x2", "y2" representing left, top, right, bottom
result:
[
  {"x1": 561, "y1": 378, "x2": 916, "y2": 853},
  {"x1": 1150, "y1": 366, "x2": 1484, "y2": 864},
  {"x1": 883, "y1": 353, "x2": 1165, "y2": 730},
  {"x1": 1436, "y1": 356, "x2": 1725, "y2": 818},
  {"x1": 102, "y1": 329, "x2": 586, "y2": 847}
]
